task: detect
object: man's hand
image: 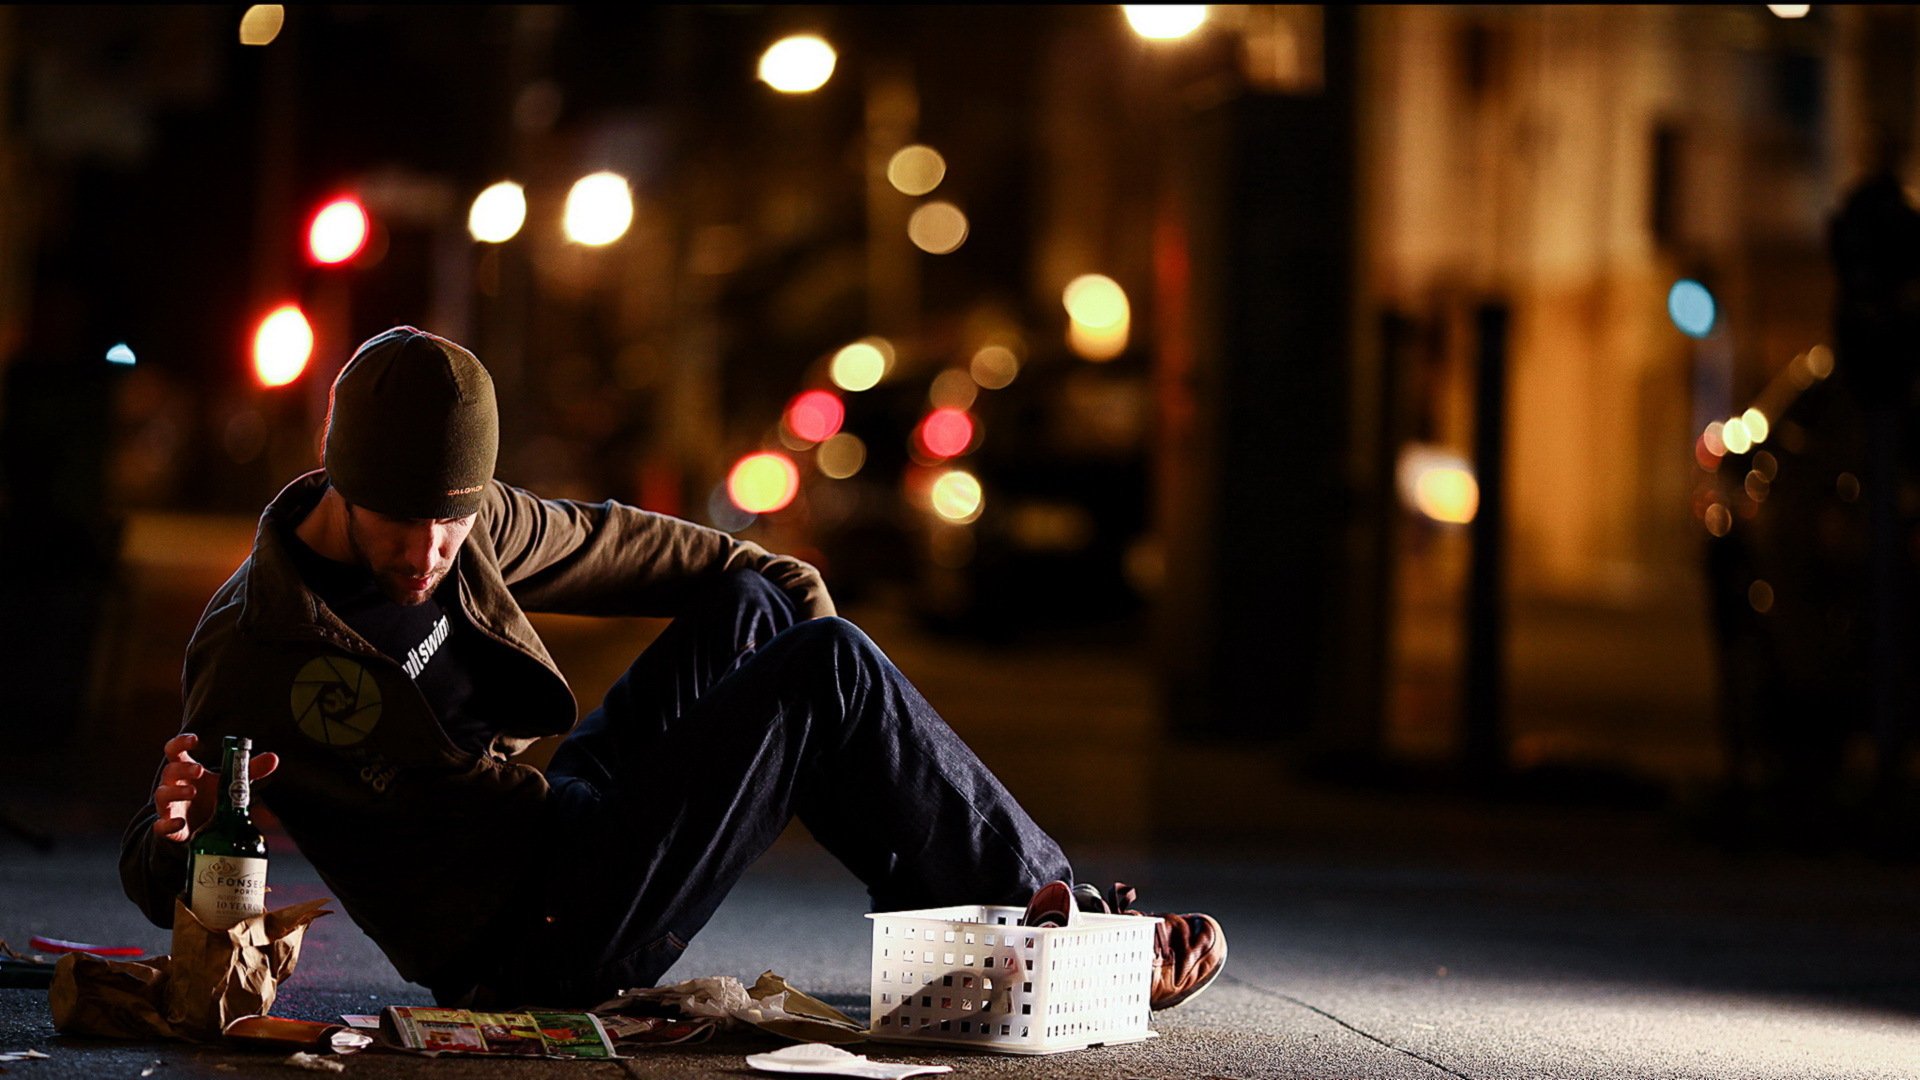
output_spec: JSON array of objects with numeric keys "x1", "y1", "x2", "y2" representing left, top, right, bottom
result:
[{"x1": 150, "y1": 733, "x2": 279, "y2": 843}]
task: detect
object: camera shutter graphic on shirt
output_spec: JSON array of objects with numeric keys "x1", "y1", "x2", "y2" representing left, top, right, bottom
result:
[{"x1": 291, "y1": 655, "x2": 383, "y2": 746}]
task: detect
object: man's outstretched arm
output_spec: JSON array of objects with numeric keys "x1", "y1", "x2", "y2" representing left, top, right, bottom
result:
[
  {"x1": 479, "y1": 480, "x2": 835, "y2": 620},
  {"x1": 119, "y1": 732, "x2": 279, "y2": 928}
]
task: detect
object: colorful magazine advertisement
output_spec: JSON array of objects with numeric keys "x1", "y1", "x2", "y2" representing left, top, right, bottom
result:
[{"x1": 378, "y1": 1007, "x2": 615, "y2": 1059}]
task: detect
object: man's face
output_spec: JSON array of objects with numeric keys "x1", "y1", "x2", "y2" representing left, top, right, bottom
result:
[{"x1": 343, "y1": 503, "x2": 477, "y2": 606}]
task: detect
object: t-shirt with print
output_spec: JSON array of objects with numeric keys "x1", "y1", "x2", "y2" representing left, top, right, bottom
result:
[{"x1": 282, "y1": 526, "x2": 495, "y2": 757}]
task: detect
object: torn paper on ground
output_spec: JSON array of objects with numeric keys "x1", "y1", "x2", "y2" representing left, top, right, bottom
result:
[
  {"x1": 747, "y1": 1042, "x2": 952, "y2": 1079},
  {"x1": 598, "y1": 970, "x2": 866, "y2": 1044}
]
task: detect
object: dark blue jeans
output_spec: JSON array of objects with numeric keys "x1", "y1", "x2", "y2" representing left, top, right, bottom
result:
[{"x1": 487, "y1": 569, "x2": 1072, "y2": 1005}]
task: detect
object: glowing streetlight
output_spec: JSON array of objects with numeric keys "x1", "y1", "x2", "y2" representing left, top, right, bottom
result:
[
  {"x1": 308, "y1": 197, "x2": 369, "y2": 265},
  {"x1": 907, "y1": 202, "x2": 969, "y2": 254},
  {"x1": 759, "y1": 35, "x2": 837, "y2": 94},
  {"x1": 887, "y1": 146, "x2": 947, "y2": 196},
  {"x1": 468, "y1": 181, "x2": 527, "y2": 243},
  {"x1": 1123, "y1": 6, "x2": 1209, "y2": 41},
  {"x1": 253, "y1": 304, "x2": 313, "y2": 388},
  {"x1": 239, "y1": 5, "x2": 285, "y2": 46},
  {"x1": 830, "y1": 340, "x2": 890, "y2": 392},
  {"x1": 727, "y1": 452, "x2": 801, "y2": 514},
  {"x1": 564, "y1": 172, "x2": 633, "y2": 246},
  {"x1": 1063, "y1": 273, "x2": 1131, "y2": 361},
  {"x1": 930, "y1": 469, "x2": 984, "y2": 524}
]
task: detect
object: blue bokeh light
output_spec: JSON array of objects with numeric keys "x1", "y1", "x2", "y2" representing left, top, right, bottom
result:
[
  {"x1": 105, "y1": 343, "x2": 136, "y2": 365},
  {"x1": 1668, "y1": 280, "x2": 1716, "y2": 339}
]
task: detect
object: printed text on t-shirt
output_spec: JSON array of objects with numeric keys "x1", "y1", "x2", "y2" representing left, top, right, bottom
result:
[{"x1": 402, "y1": 615, "x2": 450, "y2": 679}]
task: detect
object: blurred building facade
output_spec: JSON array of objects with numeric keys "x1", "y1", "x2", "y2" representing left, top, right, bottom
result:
[{"x1": 0, "y1": 5, "x2": 1914, "y2": 814}]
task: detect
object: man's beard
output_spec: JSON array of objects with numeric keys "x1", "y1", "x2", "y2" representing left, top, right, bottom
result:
[{"x1": 343, "y1": 506, "x2": 445, "y2": 606}]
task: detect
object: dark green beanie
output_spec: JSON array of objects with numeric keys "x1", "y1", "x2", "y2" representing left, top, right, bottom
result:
[{"x1": 323, "y1": 326, "x2": 498, "y2": 519}]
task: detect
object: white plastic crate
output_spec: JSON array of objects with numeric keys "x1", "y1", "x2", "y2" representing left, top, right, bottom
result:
[{"x1": 865, "y1": 904, "x2": 1157, "y2": 1055}]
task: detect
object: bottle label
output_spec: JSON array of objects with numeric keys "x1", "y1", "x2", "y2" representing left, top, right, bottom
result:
[
  {"x1": 228, "y1": 750, "x2": 250, "y2": 810},
  {"x1": 189, "y1": 855, "x2": 267, "y2": 930}
]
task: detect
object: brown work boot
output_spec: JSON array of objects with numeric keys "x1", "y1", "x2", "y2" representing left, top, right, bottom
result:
[{"x1": 1075, "y1": 882, "x2": 1227, "y2": 1010}]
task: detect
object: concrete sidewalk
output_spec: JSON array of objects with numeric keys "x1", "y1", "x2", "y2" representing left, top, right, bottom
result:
[{"x1": 4, "y1": 822, "x2": 1919, "y2": 1080}]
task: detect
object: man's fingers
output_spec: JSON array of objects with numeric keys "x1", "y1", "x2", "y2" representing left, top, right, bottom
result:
[
  {"x1": 252, "y1": 752, "x2": 280, "y2": 783},
  {"x1": 162, "y1": 732, "x2": 200, "y2": 763},
  {"x1": 151, "y1": 815, "x2": 188, "y2": 842},
  {"x1": 160, "y1": 760, "x2": 205, "y2": 786}
]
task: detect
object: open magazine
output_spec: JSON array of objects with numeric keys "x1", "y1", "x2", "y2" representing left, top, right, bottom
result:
[{"x1": 376, "y1": 1007, "x2": 616, "y2": 1059}]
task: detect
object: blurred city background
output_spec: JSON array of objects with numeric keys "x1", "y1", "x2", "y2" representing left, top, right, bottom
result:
[{"x1": 3, "y1": 2, "x2": 1919, "y2": 860}]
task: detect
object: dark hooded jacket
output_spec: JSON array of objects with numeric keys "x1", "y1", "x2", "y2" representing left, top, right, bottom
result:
[{"x1": 120, "y1": 471, "x2": 832, "y2": 991}]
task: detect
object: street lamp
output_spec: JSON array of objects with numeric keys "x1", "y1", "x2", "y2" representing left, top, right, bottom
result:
[
  {"x1": 307, "y1": 197, "x2": 369, "y2": 266},
  {"x1": 252, "y1": 304, "x2": 313, "y2": 388},
  {"x1": 563, "y1": 172, "x2": 633, "y2": 246},
  {"x1": 1123, "y1": 6, "x2": 1209, "y2": 41},
  {"x1": 758, "y1": 35, "x2": 837, "y2": 93},
  {"x1": 468, "y1": 181, "x2": 527, "y2": 243}
]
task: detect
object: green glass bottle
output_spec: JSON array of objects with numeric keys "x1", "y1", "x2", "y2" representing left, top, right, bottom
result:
[{"x1": 186, "y1": 735, "x2": 268, "y2": 929}]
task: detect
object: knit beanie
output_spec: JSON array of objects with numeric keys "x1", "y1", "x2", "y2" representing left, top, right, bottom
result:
[{"x1": 322, "y1": 326, "x2": 498, "y2": 519}]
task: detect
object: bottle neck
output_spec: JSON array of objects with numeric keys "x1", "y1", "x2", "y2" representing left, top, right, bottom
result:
[{"x1": 217, "y1": 743, "x2": 254, "y2": 822}]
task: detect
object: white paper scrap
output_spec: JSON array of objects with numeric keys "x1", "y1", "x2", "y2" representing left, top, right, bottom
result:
[{"x1": 747, "y1": 1042, "x2": 951, "y2": 1079}]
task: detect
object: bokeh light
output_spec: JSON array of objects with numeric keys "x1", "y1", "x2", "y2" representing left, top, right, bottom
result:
[
  {"x1": 930, "y1": 369, "x2": 979, "y2": 411},
  {"x1": 1415, "y1": 468, "x2": 1479, "y2": 524},
  {"x1": 817, "y1": 433, "x2": 867, "y2": 480},
  {"x1": 918, "y1": 408, "x2": 976, "y2": 459},
  {"x1": 308, "y1": 198, "x2": 369, "y2": 265},
  {"x1": 1667, "y1": 279, "x2": 1716, "y2": 338},
  {"x1": 784, "y1": 389, "x2": 846, "y2": 444},
  {"x1": 1741, "y1": 407, "x2": 1770, "y2": 445},
  {"x1": 253, "y1": 304, "x2": 312, "y2": 388},
  {"x1": 907, "y1": 202, "x2": 969, "y2": 254},
  {"x1": 106, "y1": 343, "x2": 136, "y2": 366},
  {"x1": 1806, "y1": 344, "x2": 1834, "y2": 379},
  {"x1": 930, "y1": 469, "x2": 984, "y2": 524},
  {"x1": 1721, "y1": 417, "x2": 1753, "y2": 455},
  {"x1": 1705, "y1": 503, "x2": 1733, "y2": 537},
  {"x1": 1837, "y1": 472, "x2": 1861, "y2": 501},
  {"x1": 727, "y1": 451, "x2": 800, "y2": 514},
  {"x1": 564, "y1": 172, "x2": 633, "y2": 246},
  {"x1": 759, "y1": 35, "x2": 836, "y2": 93},
  {"x1": 830, "y1": 340, "x2": 890, "y2": 392},
  {"x1": 1064, "y1": 274, "x2": 1129, "y2": 326},
  {"x1": 1703, "y1": 421, "x2": 1728, "y2": 457},
  {"x1": 1123, "y1": 5, "x2": 1209, "y2": 40},
  {"x1": 468, "y1": 181, "x2": 527, "y2": 243},
  {"x1": 1064, "y1": 274, "x2": 1130, "y2": 361},
  {"x1": 970, "y1": 345, "x2": 1020, "y2": 389},
  {"x1": 1749, "y1": 580, "x2": 1775, "y2": 613},
  {"x1": 1397, "y1": 445, "x2": 1477, "y2": 524},
  {"x1": 239, "y1": 5, "x2": 284, "y2": 46},
  {"x1": 1767, "y1": 5, "x2": 1810, "y2": 18},
  {"x1": 887, "y1": 146, "x2": 947, "y2": 196}
]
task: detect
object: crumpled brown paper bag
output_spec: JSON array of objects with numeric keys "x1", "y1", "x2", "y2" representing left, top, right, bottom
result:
[{"x1": 50, "y1": 897, "x2": 331, "y2": 1042}]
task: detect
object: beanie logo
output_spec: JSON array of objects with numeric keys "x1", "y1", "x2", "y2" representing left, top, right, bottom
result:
[{"x1": 446, "y1": 484, "x2": 484, "y2": 497}]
